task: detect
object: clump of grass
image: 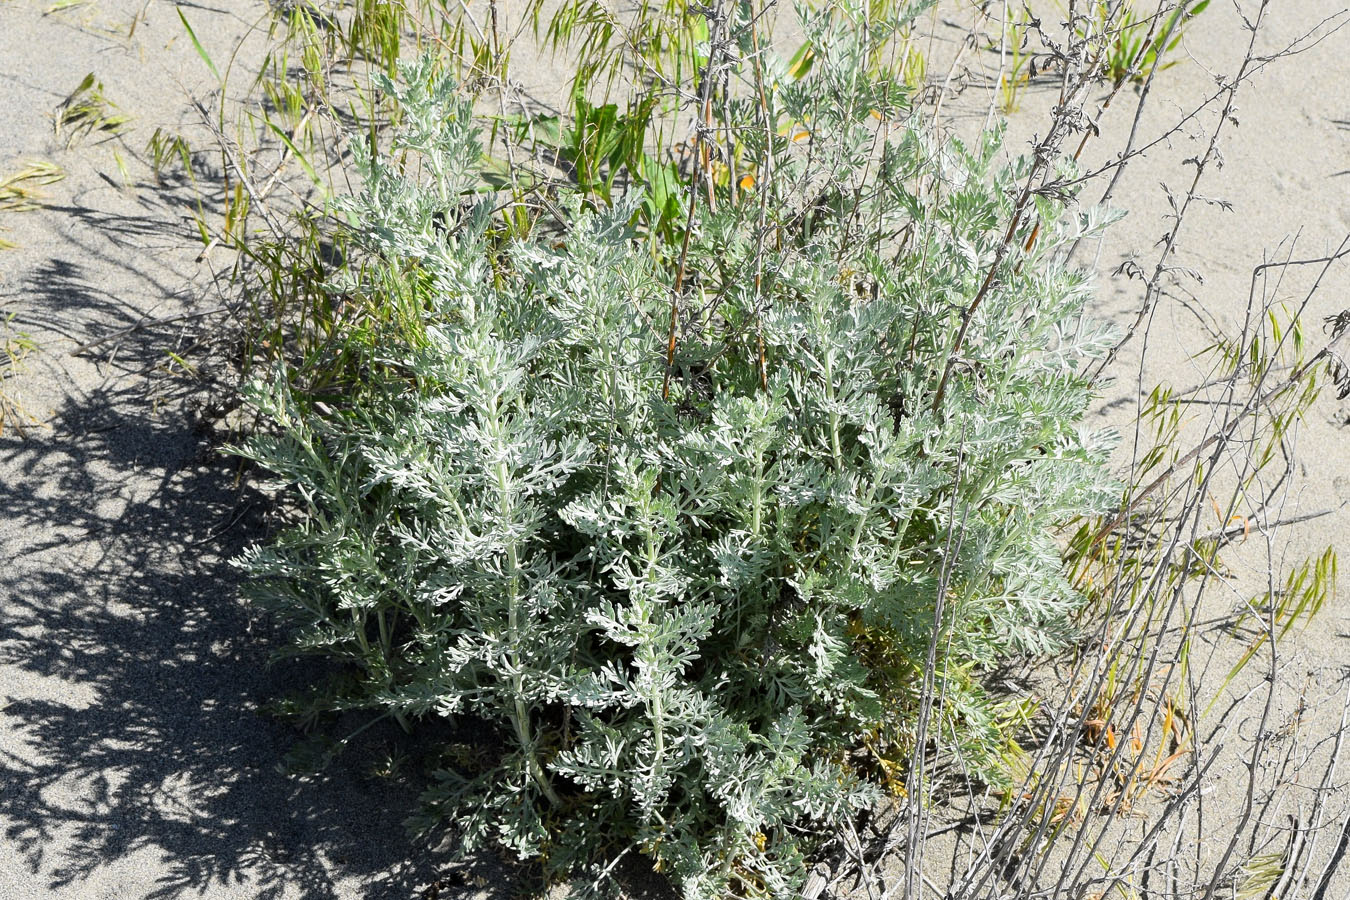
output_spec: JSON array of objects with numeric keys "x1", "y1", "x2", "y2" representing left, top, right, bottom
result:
[
  {"x1": 0, "y1": 159, "x2": 64, "y2": 211},
  {"x1": 0, "y1": 313, "x2": 37, "y2": 437},
  {"x1": 1222, "y1": 547, "x2": 1337, "y2": 694},
  {"x1": 1094, "y1": 0, "x2": 1210, "y2": 85},
  {"x1": 997, "y1": 7, "x2": 1035, "y2": 113},
  {"x1": 145, "y1": 127, "x2": 194, "y2": 184},
  {"x1": 54, "y1": 73, "x2": 132, "y2": 147},
  {"x1": 0, "y1": 159, "x2": 64, "y2": 250}
]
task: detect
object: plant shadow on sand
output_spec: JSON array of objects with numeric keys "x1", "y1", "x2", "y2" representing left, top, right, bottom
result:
[{"x1": 0, "y1": 221, "x2": 523, "y2": 899}]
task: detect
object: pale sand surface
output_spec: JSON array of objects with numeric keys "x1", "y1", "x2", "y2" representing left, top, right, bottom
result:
[{"x1": 1, "y1": 0, "x2": 1347, "y2": 897}]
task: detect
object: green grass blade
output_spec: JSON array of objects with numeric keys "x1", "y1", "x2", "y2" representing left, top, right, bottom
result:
[
  {"x1": 177, "y1": 8, "x2": 221, "y2": 82},
  {"x1": 266, "y1": 121, "x2": 322, "y2": 189}
]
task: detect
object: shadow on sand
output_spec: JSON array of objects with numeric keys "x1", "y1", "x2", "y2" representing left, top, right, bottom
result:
[
  {"x1": 0, "y1": 191, "x2": 516, "y2": 898},
  {"x1": 0, "y1": 383, "x2": 506, "y2": 898}
]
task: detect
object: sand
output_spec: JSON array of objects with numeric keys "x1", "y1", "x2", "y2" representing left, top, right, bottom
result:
[
  {"x1": 0, "y1": 0, "x2": 1347, "y2": 897},
  {"x1": 0, "y1": 1, "x2": 463, "y2": 897}
]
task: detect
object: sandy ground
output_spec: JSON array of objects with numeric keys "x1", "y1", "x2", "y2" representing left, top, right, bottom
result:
[
  {"x1": 0, "y1": 0, "x2": 1347, "y2": 898},
  {"x1": 0, "y1": 2, "x2": 466, "y2": 897}
]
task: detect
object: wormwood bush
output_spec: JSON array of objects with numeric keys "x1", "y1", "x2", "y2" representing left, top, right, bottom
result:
[{"x1": 235, "y1": 24, "x2": 1121, "y2": 899}]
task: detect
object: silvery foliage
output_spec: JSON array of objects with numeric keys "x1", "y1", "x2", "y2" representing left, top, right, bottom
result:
[{"x1": 235, "y1": 34, "x2": 1121, "y2": 900}]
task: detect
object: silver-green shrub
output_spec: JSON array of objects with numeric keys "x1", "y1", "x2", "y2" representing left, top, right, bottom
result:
[{"x1": 234, "y1": 18, "x2": 1121, "y2": 897}]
